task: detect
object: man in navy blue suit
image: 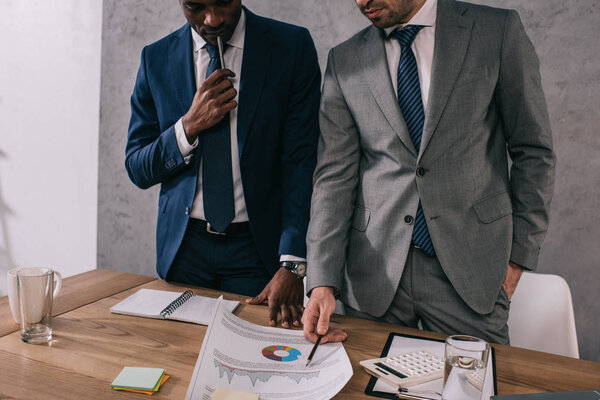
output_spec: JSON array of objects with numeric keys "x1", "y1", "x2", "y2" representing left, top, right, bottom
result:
[{"x1": 125, "y1": 0, "x2": 320, "y2": 328}]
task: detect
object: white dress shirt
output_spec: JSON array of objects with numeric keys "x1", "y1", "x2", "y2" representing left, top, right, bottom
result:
[{"x1": 384, "y1": 0, "x2": 437, "y2": 110}]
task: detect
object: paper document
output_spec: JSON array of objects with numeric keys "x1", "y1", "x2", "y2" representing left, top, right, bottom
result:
[{"x1": 185, "y1": 297, "x2": 353, "y2": 400}]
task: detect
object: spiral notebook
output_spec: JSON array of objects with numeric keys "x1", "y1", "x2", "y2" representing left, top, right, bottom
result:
[{"x1": 110, "y1": 288, "x2": 239, "y2": 325}]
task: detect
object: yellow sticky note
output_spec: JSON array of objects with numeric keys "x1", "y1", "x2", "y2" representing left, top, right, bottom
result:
[{"x1": 211, "y1": 387, "x2": 259, "y2": 400}]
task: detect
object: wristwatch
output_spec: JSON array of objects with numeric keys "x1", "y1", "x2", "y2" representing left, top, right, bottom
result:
[{"x1": 280, "y1": 261, "x2": 307, "y2": 279}]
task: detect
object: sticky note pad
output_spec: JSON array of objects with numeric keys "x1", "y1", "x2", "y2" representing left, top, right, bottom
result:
[
  {"x1": 111, "y1": 367, "x2": 166, "y2": 391},
  {"x1": 211, "y1": 387, "x2": 259, "y2": 400},
  {"x1": 113, "y1": 375, "x2": 170, "y2": 395}
]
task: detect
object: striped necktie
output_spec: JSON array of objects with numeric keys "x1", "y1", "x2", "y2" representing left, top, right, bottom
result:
[
  {"x1": 201, "y1": 43, "x2": 234, "y2": 233},
  {"x1": 393, "y1": 26, "x2": 435, "y2": 256}
]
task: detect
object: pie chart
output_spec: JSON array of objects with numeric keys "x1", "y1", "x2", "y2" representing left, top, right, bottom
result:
[{"x1": 262, "y1": 345, "x2": 302, "y2": 362}]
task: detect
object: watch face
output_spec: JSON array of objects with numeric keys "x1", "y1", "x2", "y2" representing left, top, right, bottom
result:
[{"x1": 294, "y1": 262, "x2": 307, "y2": 277}]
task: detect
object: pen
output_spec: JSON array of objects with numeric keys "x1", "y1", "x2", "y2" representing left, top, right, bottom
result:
[
  {"x1": 217, "y1": 36, "x2": 226, "y2": 69},
  {"x1": 305, "y1": 334, "x2": 323, "y2": 366},
  {"x1": 396, "y1": 387, "x2": 441, "y2": 400},
  {"x1": 396, "y1": 393, "x2": 434, "y2": 400}
]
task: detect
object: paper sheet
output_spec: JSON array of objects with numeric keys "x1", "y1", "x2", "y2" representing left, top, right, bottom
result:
[
  {"x1": 185, "y1": 297, "x2": 353, "y2": 400},
  {"x1": 211, "y1": 387, "x2": 259, "y2": 400}
]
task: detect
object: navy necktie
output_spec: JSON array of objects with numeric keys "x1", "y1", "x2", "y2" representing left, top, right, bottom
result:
[
  {"x1": 393, "y1": 26, "x2": 435, "y2": 256},
  {"x1": 202, "y1": 43, "x2": 234, "y2": 233}
]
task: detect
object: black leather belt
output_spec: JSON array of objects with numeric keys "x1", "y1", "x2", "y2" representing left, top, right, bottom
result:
[{"x1": 189, "y1": 218, "x2": 250, "y2": 236}]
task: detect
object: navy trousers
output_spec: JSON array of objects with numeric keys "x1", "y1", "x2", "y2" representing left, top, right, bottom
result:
[{"x1": 165, "y1": 219, "x2": 270, "y2": 297}]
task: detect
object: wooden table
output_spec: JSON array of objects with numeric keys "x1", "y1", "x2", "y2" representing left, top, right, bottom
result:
[
  {"x1": 0, "y1": 269, "x2": 598, "y2": 399},
  {"x1": 0, "y1": 269, "x2": 155, "y2": 337}
]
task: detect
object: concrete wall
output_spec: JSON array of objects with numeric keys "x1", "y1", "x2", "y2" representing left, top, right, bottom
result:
[
  {"x1": 98, "y1": 0, "x2": 600, "y2": 361},
  {"x1": 0, "y1": 0, "x2": 103, "y2": 295}
]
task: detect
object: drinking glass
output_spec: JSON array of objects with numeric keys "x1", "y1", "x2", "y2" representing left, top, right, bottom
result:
[
  {"x1": 443, "y1": 335, "x2": 490, "y2": 400},
  {"x1": 17, "y1": 267, "x2": 62, "y2": 344}
]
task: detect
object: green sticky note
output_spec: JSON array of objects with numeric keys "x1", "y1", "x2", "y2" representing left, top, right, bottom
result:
[{"x1": 111, "y1": 367, "x2": 166, "y2": 391}]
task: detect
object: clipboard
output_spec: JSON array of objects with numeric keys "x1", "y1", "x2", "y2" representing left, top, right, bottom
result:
[{"x1": 364, "y1": 332, "x2": 498, "y2": 399}]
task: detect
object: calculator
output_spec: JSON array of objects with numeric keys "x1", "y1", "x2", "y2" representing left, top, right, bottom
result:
[
  {"x1": 360, "y1": 350, "x2": 444, "y2": 388},
  {"x1": 466, "y1": 367, "x2": 485, "y2": 391}
]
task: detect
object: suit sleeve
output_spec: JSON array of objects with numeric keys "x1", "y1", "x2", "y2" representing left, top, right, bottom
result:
[
  {"x1": 496, "y1": 10, "x2": 556, "y2": 270},
  {"x1": 125, "y1": 47, "x2": 190, "y2": 190},
  {"x1": 277, "y1": 29, "x2": 321, "y2": 258},
  {"x1": 306, "y1": 49, "x2": 361, "y2": 294}
]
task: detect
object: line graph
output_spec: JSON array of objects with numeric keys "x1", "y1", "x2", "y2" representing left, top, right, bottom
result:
[{"x1": 214, "y1": 359, "x2": 320, "y2": 386}]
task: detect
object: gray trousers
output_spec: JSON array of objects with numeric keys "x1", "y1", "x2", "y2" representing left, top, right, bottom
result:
[{"x1": 345, "y1": 246, "x2": 510, "y2": 345}]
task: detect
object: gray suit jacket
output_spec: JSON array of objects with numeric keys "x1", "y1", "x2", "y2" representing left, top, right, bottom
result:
[{"x1": 307, "y1": 0, "x2": 555, "y2": 315}]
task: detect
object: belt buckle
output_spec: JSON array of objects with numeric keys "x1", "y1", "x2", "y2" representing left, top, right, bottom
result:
[{"x1": 206, "y1": 222, "x2": 226, "y2": 236}]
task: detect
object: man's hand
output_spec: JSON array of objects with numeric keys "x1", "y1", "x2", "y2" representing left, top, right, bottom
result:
[
  {"x1": 302, "y1": 286, "x2": 347, "y2": 344},
  {"x1": 245, "y1": 268, "x2": 304, "y2": 328},
  {"x1": 181, "y1": 69, "x2": 237, "y2": 143},
  {"x1": 503, "y1": 261, "x2": 524, "y2": 301}
]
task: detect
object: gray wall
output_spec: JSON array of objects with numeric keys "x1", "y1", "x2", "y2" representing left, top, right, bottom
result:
[{"x1": 98, "y1": 0, "x2": 600, "y2": 361}]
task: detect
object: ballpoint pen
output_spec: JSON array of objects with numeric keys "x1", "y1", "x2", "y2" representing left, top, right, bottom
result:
[
  {"x1": 305, "y1": 334, "x2": 323, "y2": 366},
  {"x1": 396, "y1": 387, "x2": 441, "y2": 400},
  {"x1": 217, "y1": 36, "x2": 226, "y2": 69}
]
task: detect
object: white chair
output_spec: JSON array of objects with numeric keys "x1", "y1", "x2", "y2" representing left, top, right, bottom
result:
[{"x1": 507, "y1": 271, "x2": 579, "y2": 358}]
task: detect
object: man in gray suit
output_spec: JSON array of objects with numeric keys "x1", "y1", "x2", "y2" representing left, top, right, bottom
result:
[{"x1": 302, "y1": 0, "x2": 555, "y2": 345}]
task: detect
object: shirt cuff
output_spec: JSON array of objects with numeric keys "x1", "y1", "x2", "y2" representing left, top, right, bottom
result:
[
  {"x1": 279, "y1": 255, "x2": 306, "y2": 262},
  {"x1": 175, "y1": 118, "x2": 198, "y2": 164}
]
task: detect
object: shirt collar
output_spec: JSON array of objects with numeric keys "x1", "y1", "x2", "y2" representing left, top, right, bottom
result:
[
  {"x1": 384, "y1": 0, "x2": 437, "y2": 38},
  {"x1": 191, "y1": 8, "x2": 246, "y2": 52}
]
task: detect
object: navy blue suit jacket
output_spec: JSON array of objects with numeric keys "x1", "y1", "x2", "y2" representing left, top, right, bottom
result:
[{"x1": 125, "y1": 8, "x2": 320, "y2": 279}]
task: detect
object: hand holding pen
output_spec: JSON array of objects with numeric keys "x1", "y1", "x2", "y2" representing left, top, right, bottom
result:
[{"x1": 302, "y1": 287, "x2": 348, "y2": 368}]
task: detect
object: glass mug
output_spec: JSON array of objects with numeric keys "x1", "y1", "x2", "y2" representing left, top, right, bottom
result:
[
  {"x1": 17, "y1": 267, "x2": 62, "y2": 344},
  {"x1": 443, "y1": 335, "x2": 490, "y2": 400}
]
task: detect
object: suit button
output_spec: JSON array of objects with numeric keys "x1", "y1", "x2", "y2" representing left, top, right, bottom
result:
[
  {"x1": 185, "y1": 207, "x2": 190, "y2": 215},
  {"x1": 404, "y1": 215, "x2": 414, "y2": 224},
  {"x1": 416, "y1": 167, "x2": 426, "y2": 177}
]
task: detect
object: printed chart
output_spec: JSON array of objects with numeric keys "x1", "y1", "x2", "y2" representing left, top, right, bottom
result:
[
  {"x1": 214, "y1": 359, "x2": 319, "y2": 386},
  {"x1": 261, "y1": 345, "x2": 302, "y2": 362},
  {"x1": 185, "y1": 297, "x2": 353, "y2": 400}
]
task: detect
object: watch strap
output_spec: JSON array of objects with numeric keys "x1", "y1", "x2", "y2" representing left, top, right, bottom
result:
[{"x1": 280, "y1": 261, "x2": 306, "y2": 278}]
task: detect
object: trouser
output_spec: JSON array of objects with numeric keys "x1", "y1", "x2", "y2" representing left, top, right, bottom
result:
[
  {"x1": 165, "y1": 218, "x2": 270, "y2": 297},
  {"x1": 345, "y1": 245, "x2": 510, "y2": 345}
]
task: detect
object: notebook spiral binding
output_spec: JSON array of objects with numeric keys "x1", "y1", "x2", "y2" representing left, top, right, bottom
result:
[{"x1": 159, "y1": 290, "x2": 195, "y2": 317}]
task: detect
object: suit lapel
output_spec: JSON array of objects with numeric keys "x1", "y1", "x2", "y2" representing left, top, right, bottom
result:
[
  {"x1": 360, "y1": 27, "x2": 417, "y2": 157},
  {"x1": 237, "y1": 8, "x2": 270, "y2": 160},
  {"x1": 169, "y1": 24, "x2": 196, "y2": 118},
  {"x1": 420, "y1": 0, "x2": 473, "y2": 157},
  {"x1": 168, "y1": 24, "x2": 202, "y2": 168}
]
